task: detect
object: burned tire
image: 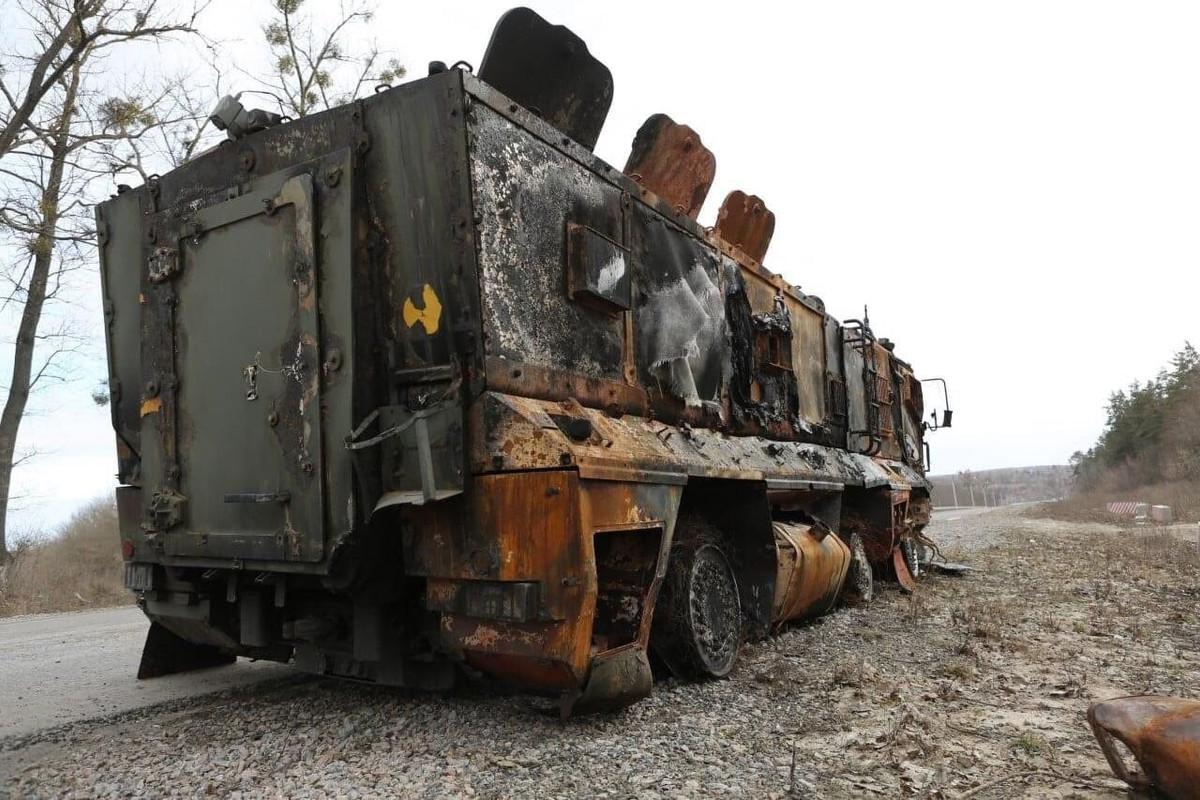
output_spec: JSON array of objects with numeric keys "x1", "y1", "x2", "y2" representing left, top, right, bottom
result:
[
  {"x1": 651, "y1": 542, "x2": 742, "y2": 679},
  {"x1": 901, "y1": 538, "x2": 921, "y2": 580},
  {"x1": 840, "y1": 532, "x2": 874, "y2": 606},
  {"x1": 916, "y1": 540, "x2": 933, "y2": 570}
]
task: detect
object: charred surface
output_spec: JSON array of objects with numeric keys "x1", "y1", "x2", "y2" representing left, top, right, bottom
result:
[{"x1": 97, "y1": 8, "x2": 946, "y2": 713}]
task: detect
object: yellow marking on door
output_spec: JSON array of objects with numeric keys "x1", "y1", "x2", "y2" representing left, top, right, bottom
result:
[
  {"x1": 140, "y1": 396, "x2": 162, "y2": 417},
  {"x1": 403, "y1": 284, "x2": 443, "y2": 335}
]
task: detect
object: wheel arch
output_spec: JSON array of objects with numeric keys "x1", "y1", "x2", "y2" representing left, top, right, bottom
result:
[{"x1": 672, "y1": 478, "x2": 777, "y2": 640}]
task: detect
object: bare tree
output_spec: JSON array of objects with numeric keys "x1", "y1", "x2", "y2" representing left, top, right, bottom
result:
[
  {"x1": 0, "y1": 0, "x2": 204, "y2": 162},
  {"x1": 83, "y1": 76, "x2": 215, "y2": 181},
  {"x1": 0, "y1": 0, "x2": 204, "y2": 562},
  {"x1": 0, "y1": 64, "x2": 85, "y2": 562},
  {"x1": 253, "y1": 0, "x2": 404, "y2": 119}
]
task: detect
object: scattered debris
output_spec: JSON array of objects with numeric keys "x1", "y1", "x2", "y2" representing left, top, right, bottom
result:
[{"x1": 926, "y1": 560, "x2": 973, "y2": 576}]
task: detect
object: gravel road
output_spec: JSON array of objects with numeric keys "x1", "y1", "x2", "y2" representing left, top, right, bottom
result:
[
  {"x1": 0, "y1": 508, "x2": 1014, "y2": 798},
  {"x1": 925, "y1": 504, "x2": 1013, "y2": 554}
]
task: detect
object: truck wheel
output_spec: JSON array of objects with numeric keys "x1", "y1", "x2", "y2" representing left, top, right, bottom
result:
[
  {"x1": 652, "y1": 542, "x2": 741, "y2": 679},
  {"x1": 901, "y1": 538, "x2": 921, "y2": 580},
  {"x1": 841, "y1": 533, "x2": 874, "y2": 606}
]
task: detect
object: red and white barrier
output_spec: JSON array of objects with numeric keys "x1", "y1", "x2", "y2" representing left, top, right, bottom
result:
[{"x1": 1106, "y1": 501, "x2": 1143, "y2": 516}]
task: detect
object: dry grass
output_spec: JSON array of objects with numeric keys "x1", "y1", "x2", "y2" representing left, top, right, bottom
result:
[
  {"x1": 0, "y1": 498, "x2": 130, "y2": 617},
  {"x1": 1036, "y1": 479, "x2": 1200, "y2": 524},
  {"x1": 756, "y1": 507, "x2": 1200, "y2": 795}
]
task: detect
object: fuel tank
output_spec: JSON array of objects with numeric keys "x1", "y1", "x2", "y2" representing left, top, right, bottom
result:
[{"x1": 771, "y1": 522, "x2": 851, "y2": 627}]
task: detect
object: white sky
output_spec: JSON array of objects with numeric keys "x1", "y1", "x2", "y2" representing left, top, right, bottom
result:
[{"x1": 4, "y1": 0, "x2": 1199, "y2": 534}]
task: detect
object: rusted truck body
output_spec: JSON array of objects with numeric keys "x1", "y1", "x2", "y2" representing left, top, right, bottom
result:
[{"x1": 97, "y1": 8, "x2": 947, "y2": 713}]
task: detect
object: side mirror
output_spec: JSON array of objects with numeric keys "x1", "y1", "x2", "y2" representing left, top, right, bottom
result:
[{"x1": 920, "y1": 378, "x2": 953, "y2": 431}]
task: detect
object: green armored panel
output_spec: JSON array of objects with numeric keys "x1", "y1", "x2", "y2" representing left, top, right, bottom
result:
[
  {"x1": 98, "y1": 73, "x2": 475, "y2": 572},
  {"x1": 139, "y1": 151, "x2": 354, "y2": 564},
  {"x1": 97, "y1": 191, "x2": 146, "y2": 485},
  {"x1": 365, "y1": 74, "x2": 476, "y2": 375}
]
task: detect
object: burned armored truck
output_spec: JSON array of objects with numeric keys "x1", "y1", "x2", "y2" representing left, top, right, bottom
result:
[{"x1": 97, "y1": 8, "x2": 952, "y2": 713}]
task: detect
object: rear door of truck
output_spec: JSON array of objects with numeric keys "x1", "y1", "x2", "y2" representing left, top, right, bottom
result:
[{"x1": 122, "y1": 149, "x2": 355, "y2": 565}]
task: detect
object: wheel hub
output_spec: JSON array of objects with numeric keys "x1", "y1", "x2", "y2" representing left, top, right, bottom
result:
[{"x1": 686, "y1": 546, "x2": 740, "y2": 675}]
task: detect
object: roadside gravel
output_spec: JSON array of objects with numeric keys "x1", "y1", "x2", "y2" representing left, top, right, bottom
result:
[
  {"x1": 9, "y1": 507, "x2": 1185, "y2": 798},
  {"x1": 922, "y1": 506, "x2": 1013, "y2": 555}
]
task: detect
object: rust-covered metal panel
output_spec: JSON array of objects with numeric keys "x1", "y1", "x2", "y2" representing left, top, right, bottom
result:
[
  {"x1": 623, "y1": 114, "x2": 715, "y2": 218},
  {"x1": 409, "y1": 468, "x2": 681, "y2": 707},
  {"x1": 714, "y1": 190, "x2": 775, "y2": 264},
  {"x1": 466, "y1": 390, "x2": 915, "y2": 493},
  {"x1": 404, "y1": 470, "x2": 583, "y2": 613},
  {"x1": 771, "y1": 522, "x2": 850, "y2": 626},
  {"x1": 789, "y1": 298, "x2": 827, "y2": 426},
  {"x1": 412, "y1": 469, "x2": 591, "y2": 687}
]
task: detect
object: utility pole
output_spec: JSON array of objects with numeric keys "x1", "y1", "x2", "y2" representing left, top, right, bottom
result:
[{"x1": 951, "y1": 482, "x2": 959, "y2": 507}]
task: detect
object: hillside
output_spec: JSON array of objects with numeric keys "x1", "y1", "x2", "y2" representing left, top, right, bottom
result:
[{"x1": 928, "y1": 464, "x2": 1072, "y2": 507}]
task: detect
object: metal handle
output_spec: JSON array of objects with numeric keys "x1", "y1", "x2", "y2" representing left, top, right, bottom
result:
[{"x1": 224, "y1": 492, "x2": 291, "y2": 504}]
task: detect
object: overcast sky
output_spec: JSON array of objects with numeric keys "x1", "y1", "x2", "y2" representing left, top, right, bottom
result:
[{"x1": 4, "y1": 0, "x2": 1199, "y2": 535}]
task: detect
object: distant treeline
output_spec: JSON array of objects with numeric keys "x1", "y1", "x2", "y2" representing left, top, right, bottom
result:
[
  {"x1": 928, "y1": 465, "x2": 1072, "y2": 507},
  {"x1": 1071, "y1": 343, "x2": 1200, "y2": 490}
]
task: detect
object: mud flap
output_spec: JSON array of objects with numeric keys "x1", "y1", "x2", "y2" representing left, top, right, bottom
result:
[
  {"x1": 892, "y1": 546, "x2": 917, "y2": 593},
  {"x1": 137, "y1": 621, "x2": 236, "y2": 679},
  {"x1": 560, "y1": 646, "x2": 652, "y2": 718}
]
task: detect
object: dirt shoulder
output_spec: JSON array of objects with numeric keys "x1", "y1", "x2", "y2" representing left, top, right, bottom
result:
[{"x1": 7, "y1": 506, "x2": 1197, "y2": 798}]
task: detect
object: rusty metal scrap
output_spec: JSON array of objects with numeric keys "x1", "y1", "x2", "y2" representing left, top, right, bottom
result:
[
  {"x1": 1089, "y1": 695, "x2": 1200, "y2": 799},
  {"x1": 714, "y1": 190, "x2": 776, "y2": 264},
  {"x1": 623, "y1": 114, "x2": 716, "y2": 218}
]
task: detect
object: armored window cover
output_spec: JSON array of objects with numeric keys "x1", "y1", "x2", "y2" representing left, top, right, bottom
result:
[
  {"x1": 567, "y1": 223, "x2": 631, "y2": 314},
  {"x1": 624, "y1": 114, "x2": 715, "y2": 219},
  {"x1": 478, "y1": 7, "x2": 613, "y2": 151}
]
